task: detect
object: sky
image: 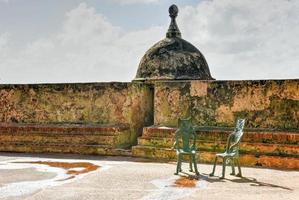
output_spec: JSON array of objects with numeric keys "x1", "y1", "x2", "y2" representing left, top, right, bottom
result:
[{"x1": 0, "y1": 0, "x2": 298, "y2": 83}]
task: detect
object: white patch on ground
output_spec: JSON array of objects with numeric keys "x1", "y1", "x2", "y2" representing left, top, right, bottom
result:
[
  {"x1": 68, "y1": 167, "x2": 86, "y2": 171},
  {"x1": 0, "y1": 159, "x2": 106, "y2": 199},
  {"x1": 100, "y1": 165, "x2": 111, "y2": 171},
  {"x1": 141, "y1": 176, "x2": 206, "y2": 200}
]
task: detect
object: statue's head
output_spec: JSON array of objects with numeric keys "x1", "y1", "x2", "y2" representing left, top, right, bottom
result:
[{"x1": 178, "y1": 117, "x2": 192, "y2": 130}]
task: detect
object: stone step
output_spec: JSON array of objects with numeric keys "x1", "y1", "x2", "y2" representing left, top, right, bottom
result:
[
  {"x1": 0, "y1": 123, "x2": 129, "y2": 136},
  {"x1": 143, "y1": 127, "x2": 176, "y2": 138},
  {"x1": 132, "y1": 145, "x2": 299, "y2": 170},
  {"x1": 0, "y1": 133, "x2": 132, "y2": 147},
  {"x1": 0, "y1": 123, "x2": 132, "y2": 149},
  {"x1": 142, "y1": 127, "x2": 299, "y2": 145},
  {"x1": 0, "y1": 142, "x2": 132, "y2": 156},
  {"x1": 137, "y1": 137, "x2": 299, "y2": 157}
]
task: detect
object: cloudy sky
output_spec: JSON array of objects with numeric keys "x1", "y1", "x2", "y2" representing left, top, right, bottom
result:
[{"x1": 0, "y1": 0, "x2": 298, "y2": 83}]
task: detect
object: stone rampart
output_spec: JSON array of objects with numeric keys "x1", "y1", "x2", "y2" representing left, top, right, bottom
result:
[
  {"x1": 0, "y1": 82, "x2": 153, "y2": 145},
  {"x1": 154, "y1": 79, "x2": 299, "y2": 131},
  {"x1": 132, "y1": 79, "x2": 299, "y2": 169}
]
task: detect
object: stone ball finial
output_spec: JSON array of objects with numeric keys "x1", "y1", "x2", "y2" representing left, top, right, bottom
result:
[
  {"x1": 166, "y1": 4, "x2": 181, "y2": 38},
  {"x1": 169, "y1": 4, "x2": 178, "y2": 18}
]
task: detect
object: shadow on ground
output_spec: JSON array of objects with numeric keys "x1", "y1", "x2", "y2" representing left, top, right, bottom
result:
[
  {"x1": 178, "y1": 172, "x2": 292, "y2": 191},
  {"x1": 228, "y1": 177, "x2": 293, "y2": 191}
]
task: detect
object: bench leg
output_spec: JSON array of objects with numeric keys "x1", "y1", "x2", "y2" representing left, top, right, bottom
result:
[
  {"x1": 192, "y1": 154, "x2": 199, "y2": 176},
  {"x1": 231, "y1": 158, "x2": 236, "y2": 175},
  {"x1": 236, "y1": 158, "x2": 242, "y2": 177},
  {"x1": 220, "y1": 157, "x2": 227, "y2": 179},
  {"x1": 189, "y1": 155, "x2": 193, "y2": 172},
  {"x1": 175, "y1": 154, "x2": 181, "y2": 175},
  {"x1": 179, "y1": 154, "x2": 182, "y2": 172},
  {"x1": 210, "y1": 156, "x2": 217, "y2": 176}
]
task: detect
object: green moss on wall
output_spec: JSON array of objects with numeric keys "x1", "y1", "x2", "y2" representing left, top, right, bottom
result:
[
  {"x1": 154, "y1": 79, "x2": 299, "y2": 130},
  {"x1": 0, "y1": 82, "x2": 154, "y2": 145}
]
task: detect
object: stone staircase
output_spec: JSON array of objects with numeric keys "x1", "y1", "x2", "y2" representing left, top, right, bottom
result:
[
  {"x1": 132, "y1": 126, "x2": 299, "y2": 170},
  {"x1": 0, "y1": 123, "x2": 132, "y2": 156}
]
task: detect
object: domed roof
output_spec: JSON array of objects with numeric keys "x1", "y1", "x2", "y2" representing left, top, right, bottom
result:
[{"x1": 134, "y1": 5, "x2": 214, "y2": 81}]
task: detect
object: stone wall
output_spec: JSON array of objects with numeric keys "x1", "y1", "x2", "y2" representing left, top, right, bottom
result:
[
  {"x1": 0, "y1": 82, "x2": 153, "y2": 144},
  {"x1": 154, "y1": 79, "x2": 299, "y2": 130}
]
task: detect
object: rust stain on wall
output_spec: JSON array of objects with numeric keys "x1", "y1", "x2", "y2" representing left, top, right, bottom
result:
[
  {"x1": 190, "y1": 81, "x2": 208, "y2": 97},
  {"x1": 231, "y1": 87, "x2": 271, "y2": 112},
  {"x1": 154, "y1": 80, "x2": 299, "y2": 130},
  {"x1": 0, "y1": 82, "x2": 154, "y2": 145},
  {"x1": 154, "y1": 82, "x2": 190, "y2": 126},
  {"x1": 215, "y1": 105, "x2": 234, "y2": 123}
]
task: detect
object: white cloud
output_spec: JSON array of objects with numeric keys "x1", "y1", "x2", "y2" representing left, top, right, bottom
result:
[
  {"x1": 0, "y1": 3, "x2": 164, "y2": 83},
  {"x1": 110, "y1": 0, "x2": 159, "y2": 5},
  {"x1": 178, "y1": 0, "x2": 299, "y2": 80},
  {"x1": 0, "y1": 0, "x2": 298, "y2": 83},
  {"x1": 0, "y1": 33, "x2": 9, "y2": 50},
  {"x1": 0, "y1": 33, "x2": 10, "y2": 69}
]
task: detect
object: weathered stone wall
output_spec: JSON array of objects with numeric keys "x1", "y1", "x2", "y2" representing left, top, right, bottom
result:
[
  {"x1": 0, "y1": 82, "x2": 153, "y2": 144},
  {"x1": 154, "y1": 79, "x2": 299, "y2": 130}
]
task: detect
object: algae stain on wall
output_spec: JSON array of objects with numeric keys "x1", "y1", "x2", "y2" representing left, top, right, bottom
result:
[
  {"x1": 0, "y1": 82, "x2": 154, "y2": 145},
  {"x1": 190, "y1": 81, "x2": 208, "y2": 97},
  {"x1": 0, "y1": 79, "x2": 298, "y2": 134},
  {"x1": 154, "y1": 82, "x2": 191, "y2": 126},
  {"x1": 154, "y1": 80, "x2": 299, "y2": 130}
]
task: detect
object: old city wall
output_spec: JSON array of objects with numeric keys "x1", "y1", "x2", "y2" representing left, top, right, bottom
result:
[
  {"x1": 154, "y1": 79, "x2": 299, "y2": 131},
  {"x1": 0, "y1": 82, "x2": 153, "y2": 144},
  {"x1": 130, "y1": 79, "x2": 299, "y2": 169},
  {"x1": 1, "y1": 79, "x2": 298, "y2": 134},
  {"x1": 1, "y1": 79, "x2": 299, "y2": 167}
]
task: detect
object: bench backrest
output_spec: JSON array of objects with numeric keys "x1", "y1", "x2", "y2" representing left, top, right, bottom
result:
[
  {"x1": 174, "y1": 118, "x2": 196, "y2": 152},
  {"x1": 226, "y1": 119, "x2": 246, "y2": 154}
]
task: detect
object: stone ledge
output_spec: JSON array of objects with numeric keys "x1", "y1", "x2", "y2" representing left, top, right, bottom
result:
[
  {"x1": 0, "y1": 135, "x2": 119, "y2": 146},
  {"x1": 0, "y1": 122, "x2": 130, "y2": 134},
  {"x1": 132, "y1": 146, "x2": 299, "y2": 170},
  {"x1": 0, "y1": 142, "x2": 132, "y2": 156},
  {"x1": 137, "y1": 138, "x2": 299, "y2": 157},
  {"x1": 0, "y1": 123, "x2": 132, "y2": 152},
  {"x1": 133, "y1": 125, "x2": 299, "y2": 170},
  {"x1": 142, "y1": 126, "x2": 299, "y2": 144}
]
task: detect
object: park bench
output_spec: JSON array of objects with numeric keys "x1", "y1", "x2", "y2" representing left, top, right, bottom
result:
[
  {"x1": 209, "y1": 119, "x2": 246, "y2": 179},
  {"x1": 173, "y1": 118, "x2": 199, "y2": 176}
]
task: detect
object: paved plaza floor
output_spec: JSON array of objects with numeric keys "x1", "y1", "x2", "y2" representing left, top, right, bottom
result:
[{"x1": 0, "y1": 153, "x2": 298, "y2": 200}]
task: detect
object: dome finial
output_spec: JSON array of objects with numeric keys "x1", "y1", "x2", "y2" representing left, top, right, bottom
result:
[{"x1": 166, "y1": 4, "x2": 181, "y2": 38}]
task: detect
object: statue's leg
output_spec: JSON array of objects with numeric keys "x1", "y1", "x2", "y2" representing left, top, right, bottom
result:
[{"x1": 210, "y1": 156, "x2": 218, "y2": 176}]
